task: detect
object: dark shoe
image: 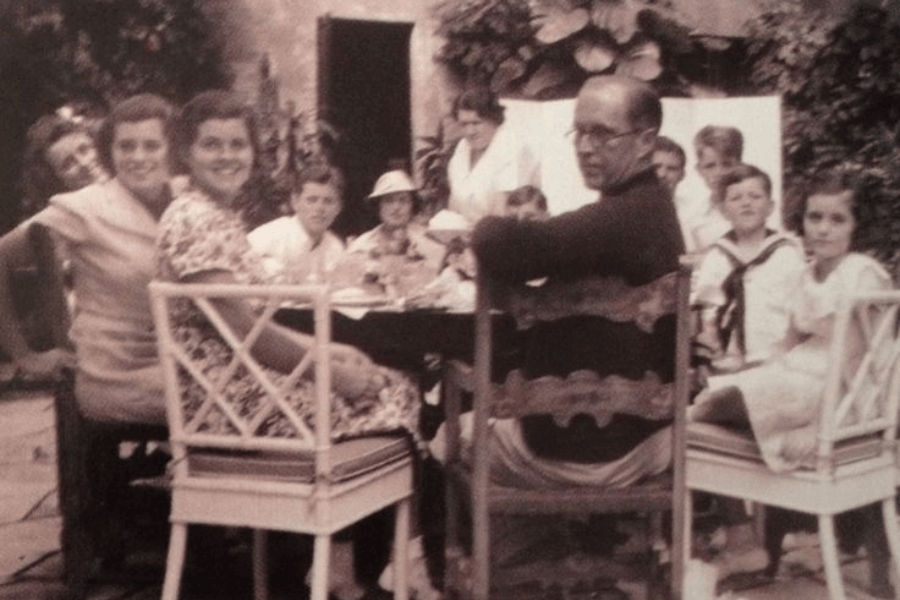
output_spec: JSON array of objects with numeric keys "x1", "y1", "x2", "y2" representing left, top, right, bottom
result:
[{"x1": 328, "y1": 586, "x2": 393, "y2": 600}]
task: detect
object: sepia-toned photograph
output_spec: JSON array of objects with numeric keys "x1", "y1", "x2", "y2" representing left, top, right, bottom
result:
[{"x1": 2, "y1": 1, "x2": 900, "y2": 599}]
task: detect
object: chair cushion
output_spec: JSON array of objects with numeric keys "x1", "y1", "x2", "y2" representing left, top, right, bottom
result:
[
  {"x1": 687, "y1": 422, "x2": 883, "y2": 468},
  {"x1": 187, "y1": 434, "x2": 411, "y2": 483}
]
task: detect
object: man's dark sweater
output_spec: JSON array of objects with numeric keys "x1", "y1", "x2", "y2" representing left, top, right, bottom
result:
[{"x1": 472, "y1": 168, "x2": 685, "y2": 463}]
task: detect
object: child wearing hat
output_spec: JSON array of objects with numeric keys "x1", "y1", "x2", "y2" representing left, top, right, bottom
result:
[{"x1": 248, "y1": 164, "x2": 346, "y2": 283}]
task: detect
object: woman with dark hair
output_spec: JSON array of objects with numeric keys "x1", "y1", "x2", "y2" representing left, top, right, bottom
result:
[
  {"x1": 446, "y1": 86, "x2": 538, "y2": 225},
  {"x1": 156, "y1": 89, "x2": 420, "y2": 600},
  {"x1": 0, "y1": 93, "x2": 177, "y2": 424},
  {"x1": 347, "y1": 169, "x2": 445, "y2": 277},
  {"x1": 691, "y1": 166, "x2": 891, "y2": 471},
  {"x1": 21, "y1": 110, "x2": 109, "y2": 217}
]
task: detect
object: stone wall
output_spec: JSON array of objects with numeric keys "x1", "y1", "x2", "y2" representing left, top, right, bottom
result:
[{"x1": 205, "y1": 0, "x2": 453, "y2": 177}]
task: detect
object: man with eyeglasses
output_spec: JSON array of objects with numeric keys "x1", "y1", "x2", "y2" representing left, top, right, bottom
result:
[{"x1": 465, "y1": 75, "x2": 685, "y2": 568}]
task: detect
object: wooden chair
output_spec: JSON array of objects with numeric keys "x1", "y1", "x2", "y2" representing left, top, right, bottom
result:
[
  {"x1": 149, "y1": 281, "x2": 414, "y2": 600},
  {"x1": 29, "y1": 223, "x2": 169, "y2": 600},
  {"x1": 442, "y1": 261, "x2": 692, "y2": 600},
  {"x1": 684, "y1": 289, "x2": 900, "y2": 600}
]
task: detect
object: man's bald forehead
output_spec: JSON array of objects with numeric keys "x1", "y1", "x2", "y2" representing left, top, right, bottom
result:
[{"x1": 577, "y1": 75, "x2": 661, "y2": 130}]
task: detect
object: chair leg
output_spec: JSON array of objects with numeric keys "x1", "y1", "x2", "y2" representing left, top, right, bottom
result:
[
  {"x1": 682, "y1": 489, "x2": 693, "y2": 600},
  {"x1": 818, "y1": 514, "x2": 848, "y2": 600},
  {"x1": 471, "y1": 508, "x2": 489, "y2": 600},
  {"x1": 646, "y1": 512, "x2": 663, "y2": 600},
  {"x1": 311, "y1": 534, "x2": 332, "y2": 600},
  {"x1": 252, "y1": 529, "x2": 269, "y2": 600},
  {"x1": 444, "y1": 467, "x2": 461, "y2": 597},
  {"x1": 394, "y1": 498, "x2": 411, "y2": 600},
  {"x1": 55, "y1": 385, "x2": 93, "y2": 600},
  {"x1": 161, "y1": 522, "x2": 188, "y2": 600},
  {"x1": 879, "y1": 499, "x2": 900, "y2": 595}
]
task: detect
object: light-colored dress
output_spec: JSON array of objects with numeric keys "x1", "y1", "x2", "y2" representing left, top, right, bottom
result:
[
  {"x1": 155, "y1": 187, "x2": 421, "y2": 443},
  {"x1": 447, "y1": 123, "x2": 538, "y2": 226},
  {"x1": 247, "y1": 215, "x2": 345, "y2": 283},
  {"x1": 707, "y1": 253, "x2": 892, "y2": 471},
  {"x1": 28, "y1": 178, "x2": 165, "y2": 424}
]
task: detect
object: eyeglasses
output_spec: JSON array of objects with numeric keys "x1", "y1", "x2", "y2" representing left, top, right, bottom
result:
[{"x1": 567, "y1": 126, "x2": 642, "y2": 149}]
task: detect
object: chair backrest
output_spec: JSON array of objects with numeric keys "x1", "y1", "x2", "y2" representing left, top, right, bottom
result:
[
  {"x1": 28, "y1": 223, "x2": 73, "y2": 351},
  {"x1": 472, "y1": 266, "x2": 689, "y2": 426},
  {"x1": 148, "y1": 281, "x2": 334, "y2": 469},
  {"x1": 817, "y1": 290, "x2": 900, "y2": 472}
]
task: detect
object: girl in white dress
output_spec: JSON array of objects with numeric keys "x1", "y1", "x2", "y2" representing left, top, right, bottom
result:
[
  {"x1": 688, "y1": 168, "x2": 894, "y2": 592},
  {"x1": 691, "y1": 168, "x2": 892, "y2": 471}
]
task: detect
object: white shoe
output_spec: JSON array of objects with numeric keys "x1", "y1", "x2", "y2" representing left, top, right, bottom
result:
[{"x1": 713, "y1": 546, "x2": 769, "y2": 579}]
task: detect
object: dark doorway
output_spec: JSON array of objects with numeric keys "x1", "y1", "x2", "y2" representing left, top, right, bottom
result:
[{"x1": 318, "y1": 17, "x2": 413, "y2": 238}]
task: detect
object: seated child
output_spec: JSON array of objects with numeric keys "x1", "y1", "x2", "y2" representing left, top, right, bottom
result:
[
  {"x1": 686, "y1": 125, "x2": 744, "y2": 255},
  {"x1": 504, "y1": 184, "x2": 549, "y2": 222},
  {"x1": 693, "y1": 164, "x2": 806, "y2": 374},
  {"x1": 248, "y1": 164, "x2": 345, "y2": 283},
  {"x1": 652, "y1": 136, "x2": 691, "y2": 248},
  {"x1": 690, "y1": 163, "x2": 806, "y2": 579},
  {"x1": 689, "y1": 167, "x2": 894, "y2": 593}
]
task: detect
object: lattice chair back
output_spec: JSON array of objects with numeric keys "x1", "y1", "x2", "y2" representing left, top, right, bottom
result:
[
  {"x1": 150, "y1": 281, "x2": 413, "y2": 600},
  {"x1": 817, "y1": 290, "x2": 900, "y2": 474},
  {"x1": 683, "y1": 289, "x2": 900, "y2": 600},
  {"x1": 150, "y1": 281, "x2": 334, "y2": 471}
]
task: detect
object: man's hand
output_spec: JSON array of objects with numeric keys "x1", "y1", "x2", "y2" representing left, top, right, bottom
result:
[{"x1": 15, "y1": 348, "x2": 76, "y2": 380}]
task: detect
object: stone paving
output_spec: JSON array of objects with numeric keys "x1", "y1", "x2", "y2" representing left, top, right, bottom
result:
[{"x1": 0, "y1": 387, "x2": 893, "y2": 600}]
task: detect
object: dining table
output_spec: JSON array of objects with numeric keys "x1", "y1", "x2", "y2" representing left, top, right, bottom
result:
[{"x1": 275, "y1": 301, "x2": 523, "y2": 380}]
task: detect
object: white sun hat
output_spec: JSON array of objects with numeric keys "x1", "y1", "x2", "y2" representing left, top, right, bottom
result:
[{"x1": 368, "y1": 170, "x2": 417, "y2": 199}]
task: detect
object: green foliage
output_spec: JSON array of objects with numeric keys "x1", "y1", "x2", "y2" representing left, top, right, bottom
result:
[
  {"x1": 745, "y1": 1, "x2": 900, "y2": 274},
  {"x1": 59, "y1": 0, "x2": 233, "y2": 104},
  {"x1": 434, "y1": 0, "x2": 695, "y2": 98},
  {"x1": 0, "y1": 1, "x2": 232, "y2": 229},
  {"x1": 435, "y1": 0, "x2": 535, "y2": 90}
]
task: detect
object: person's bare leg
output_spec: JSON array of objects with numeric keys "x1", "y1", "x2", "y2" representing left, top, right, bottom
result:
[
  {"x1": 329, "y1": 541, "x2": 368, "y2": 600},
  {"x1": 688, "y1": 386, "x2": 750, "y2": 427}
]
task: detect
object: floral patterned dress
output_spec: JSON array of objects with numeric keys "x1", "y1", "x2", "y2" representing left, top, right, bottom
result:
[{"x1": 155, "y1": 187, "x2": 421, "y2": 444}]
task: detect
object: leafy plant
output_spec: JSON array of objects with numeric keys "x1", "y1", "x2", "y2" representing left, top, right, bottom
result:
[
  {"x1": 745, "y1": 1, "x2": 900, "y2": 275},
  {"x1": 415, "y1": 116, "x2": 456, "y2": 219},
  {"x1": 435, "y1": 0, "x2": 695, "y2": 98},
  {"x1": 0, "y1": 0, "x2": 232, "y2": 229}
]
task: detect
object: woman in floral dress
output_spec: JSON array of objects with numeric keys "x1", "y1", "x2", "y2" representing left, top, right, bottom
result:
[{"x1": 155, "y1": 89, "x2": 419, "y2": 600}]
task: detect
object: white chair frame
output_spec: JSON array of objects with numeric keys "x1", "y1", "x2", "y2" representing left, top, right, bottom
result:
[
  {"x1": 684, "y1": 289, "x2": 900, "y2": 600},
  {"x1": 150, "y1": 281, "x2": 412, "y2": 600}
]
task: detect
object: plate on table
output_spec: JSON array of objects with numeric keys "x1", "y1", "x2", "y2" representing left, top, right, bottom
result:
[{"x1": 330, "y1": 287, "x2": 391, "y2": 308}]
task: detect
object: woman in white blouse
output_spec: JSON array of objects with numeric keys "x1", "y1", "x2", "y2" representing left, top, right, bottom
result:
[{"x1": 447, "y1": 86, "x2": 537, "y2": 226}]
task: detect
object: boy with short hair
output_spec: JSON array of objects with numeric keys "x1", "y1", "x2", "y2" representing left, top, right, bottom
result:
[
  {"x1": 248, "y1": 164, "x2": 346, "y2": 283},
  {"x1": 691, "y1": 163, "x2": 806, "y2": 580},
  {"x1": 688, "y1": 125, "x2": 744, "y2": 254},
  {"x1": 653, "y1": 136, "x2": 693, "y2": 249},
  {"x1": 693, "y1": 163, "x2": 806, "y2": 373},
  {"x1": 652, "y1": 135, "x2": 686, "y2": 195}
]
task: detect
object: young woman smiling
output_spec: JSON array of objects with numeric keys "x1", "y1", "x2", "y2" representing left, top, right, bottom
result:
[
  {"x1": 0, "y1": 93, "x2": 177, "y2": 424},
  {"x1": 156, "y1": 90, "x2": 421, "y2": 600}
]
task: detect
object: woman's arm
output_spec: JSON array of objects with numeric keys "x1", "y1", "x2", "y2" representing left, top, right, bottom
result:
[
  {"x1": 182, "y1": 269, "x2": 378, "y2": 399},
  {"x1": 0, "y1": 224, "x2": 76, "y2": 376}
]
